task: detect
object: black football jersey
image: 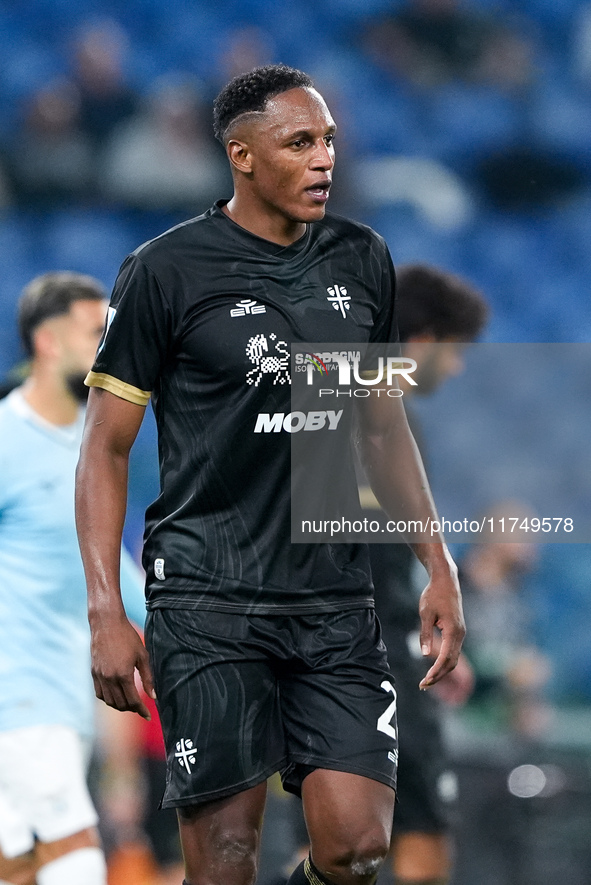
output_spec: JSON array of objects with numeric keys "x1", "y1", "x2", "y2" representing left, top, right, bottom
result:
[{"x1": 87, "y1": 201, "x2": 397, "y2": 613}]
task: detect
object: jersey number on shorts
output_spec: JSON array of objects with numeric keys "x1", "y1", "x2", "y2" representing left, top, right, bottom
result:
[{"x1": 377, "y1": 680, "x2": 398, "y2": 739}]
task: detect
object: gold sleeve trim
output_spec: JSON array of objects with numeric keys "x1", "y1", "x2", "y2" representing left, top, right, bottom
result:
[
  {"x1": 359, "y1": 485, "x2": 381, "y2": 510},
  {"x1": 85, "y1": 371, "x2": 151, "y2": 407},
  {"x1": 359, "y1": 368, "x2": 385, "y2": 381}
]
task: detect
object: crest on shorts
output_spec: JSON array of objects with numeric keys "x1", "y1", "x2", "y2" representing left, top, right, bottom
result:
[{"x1": 175, "y1": 738, "x2": 197, "y2": 774}]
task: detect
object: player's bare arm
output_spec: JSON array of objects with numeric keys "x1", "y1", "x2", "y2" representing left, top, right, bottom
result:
[
  {"x1": 75, "y1": 386, "x2": 155, "y2": 719},
  {"x1": 356, "y1": 392, "x2": 465, "y2": 687}
]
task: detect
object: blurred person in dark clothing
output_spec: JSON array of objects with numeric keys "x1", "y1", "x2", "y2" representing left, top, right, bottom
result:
[
  {"x1": 366, "y1": 264, "x2": 488, "y2": 885},
  {"x1": 362, "y1": 0, "x2": 534, "y2": 91},
  {"x1": 3, "y1": 78, "x2": 95, "y2": 207},
  {"x1": 277, "y1": 265, "x2": 488, "y2": 885},
  {"x1": 458, "y1": 502, "x2": 552, "y2": 741},
  {"x1": 215, "y1": 25, "x2": 277, "y2": 87},
  {"x1": 71, "y1": 19, "x2": 139, "y2": 148},
  {"x1": 100, "y1": 75, "x2": 229, "y2": 214}
]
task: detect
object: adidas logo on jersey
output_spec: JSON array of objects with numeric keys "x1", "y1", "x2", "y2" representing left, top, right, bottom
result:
[
  {"x1": 254, "y1": 410, "x2": 343, "y2": 433},
  {"x1": 231, "y1": 299, "x2": 266, "y2": 317}
]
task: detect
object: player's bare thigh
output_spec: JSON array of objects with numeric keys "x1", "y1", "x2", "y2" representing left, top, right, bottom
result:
[
  {"x1": 0, "y1": 845, "x2": 36, "y2": 885},
  {"x1": 176, "y1": 781, "x2": 268, "y2": 885}
]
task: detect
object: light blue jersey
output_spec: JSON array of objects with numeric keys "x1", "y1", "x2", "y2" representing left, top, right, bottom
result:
[{"x1": 0, "y1": 389, "x2": 146, "y2": 739}]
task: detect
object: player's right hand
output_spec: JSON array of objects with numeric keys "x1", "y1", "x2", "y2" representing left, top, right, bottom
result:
[
  {"x1": 417, "y1": 559, "x2": 466, "y2": 689},
  {"x1": 432, "y1": 652, "x2": 475, "y2": 705},
  {"x1": 90, "y1": 613, "x2": 156, "y2": 720}
]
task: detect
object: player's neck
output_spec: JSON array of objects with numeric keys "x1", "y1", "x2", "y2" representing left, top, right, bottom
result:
[
  {"x1": 222, "y1": 197, "x2": 307, "y2": 246},
  {"x1": 21, "y1": 370, "x2": 80, "y2": 426}
]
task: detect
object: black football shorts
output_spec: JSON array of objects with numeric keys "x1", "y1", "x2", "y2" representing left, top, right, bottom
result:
[{"x1": 145, "y1": 607, "x2": 398, "y2": 808}]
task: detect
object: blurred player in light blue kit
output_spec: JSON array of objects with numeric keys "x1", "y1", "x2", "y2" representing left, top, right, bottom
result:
[{"x1": 0, "y1": 272, "x2": 146, "y2": 885}]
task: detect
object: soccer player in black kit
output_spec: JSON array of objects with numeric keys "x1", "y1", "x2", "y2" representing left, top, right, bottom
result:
[{"x1": 75, "y1": 65, "x2": 465, "y2": 885}]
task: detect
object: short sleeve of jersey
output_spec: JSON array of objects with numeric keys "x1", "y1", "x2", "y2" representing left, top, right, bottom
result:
[
  {"x1": 368, "y1": 237, "x2": 398, "y2": 345},
  {"x1": 86, "y1": 255, "x2": 174, "y2": 406}
]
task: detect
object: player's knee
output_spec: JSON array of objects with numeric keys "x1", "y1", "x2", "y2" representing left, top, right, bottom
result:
[
  {"x1": 348, "y1": 851, "x2": 386, "y2": 881},
  {"x1": 214, "y1": 829, "x2": 258, "y2": 868},
  {"x1": 319, "y1": 831, "x2": 390, "y2": 883},
  {"x1": 183, "y1": 827, "x2": 258, "y2": 885},
  {"x1": 0, "y1": 849, "x2": 36, "y2": 885},
  {"x1": 36, "y1": 847, "x2": 106, "y2": 885}
]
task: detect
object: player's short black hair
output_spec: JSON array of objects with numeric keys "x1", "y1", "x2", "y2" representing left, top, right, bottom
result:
[
  {"x1": 18, "y1": 271, "x2": 107, "y2": 357},
  {"x1": 396, "y1": 264, "x2": 489, "y2": 343},
  {"x1": 213, "y1": 64, "x2": 314, "y2": 144}
]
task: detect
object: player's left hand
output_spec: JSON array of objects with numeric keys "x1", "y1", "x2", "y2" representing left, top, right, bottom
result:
[{"x1": 417, "y1": 563, "x2": 465, "y2": 689}]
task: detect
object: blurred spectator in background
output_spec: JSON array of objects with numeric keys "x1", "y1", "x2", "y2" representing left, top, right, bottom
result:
[
  {"x1": 71, "y1": 18, "x2": 139, "y2": 149},
  {"x1": 100, "y1": 74, "x2": 230, "y2": 214},
  {"x1": 3, "y1": 78, "x2": 96, "y2": 207},
  {"x1": 362, "y1": 0, "x2": 535, "y2": 91},
  {"x1": 0, "y1": 162, "x2": 11, "y2": 210},
  {"x1": 458, "y1": 501, "x2": 553, "y2": 741},
  {"x1": 368, "y1": 265, "x2": 487, "y2": 885},
  {"x1": 274, "y1": 266, "x2": 488, "y2": 885},
  {"x1": 353, "y1": 154, "x2": 474, "y2": 230},
  {"x1": 573, "y1": 2, "x2": 591, "y2": 85},
  {"x1": 473, "y1": 145, "x2": 587, "y2": 212},
  {"x1": 216, "y1": 25, "x2": 276, "y2": 86}
]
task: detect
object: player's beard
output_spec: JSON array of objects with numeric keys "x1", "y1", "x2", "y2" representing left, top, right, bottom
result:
[{"x1": 65, "y1": 371, "x2": 90, "y2": 403}]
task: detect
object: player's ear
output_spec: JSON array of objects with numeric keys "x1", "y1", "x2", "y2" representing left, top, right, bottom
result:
[
  {"x1": 32, "y1": 322, "x2": 61, "y2": 361},
  {"x1": 227, "y1": 138, "x2": 253, "y2": 176}
]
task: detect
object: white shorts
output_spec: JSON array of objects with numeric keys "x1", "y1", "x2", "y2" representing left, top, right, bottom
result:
[{"x1": 0, "y1": 725, "x2": 98, "y2": 858}]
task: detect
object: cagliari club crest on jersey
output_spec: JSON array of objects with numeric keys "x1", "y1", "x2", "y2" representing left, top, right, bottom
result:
[
  {"x1": 326, "y1": 284, "x2": 351, "y2": 318},
  {"x1": 245, "y1": 333, "x2": 291, "y2": 386}
]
